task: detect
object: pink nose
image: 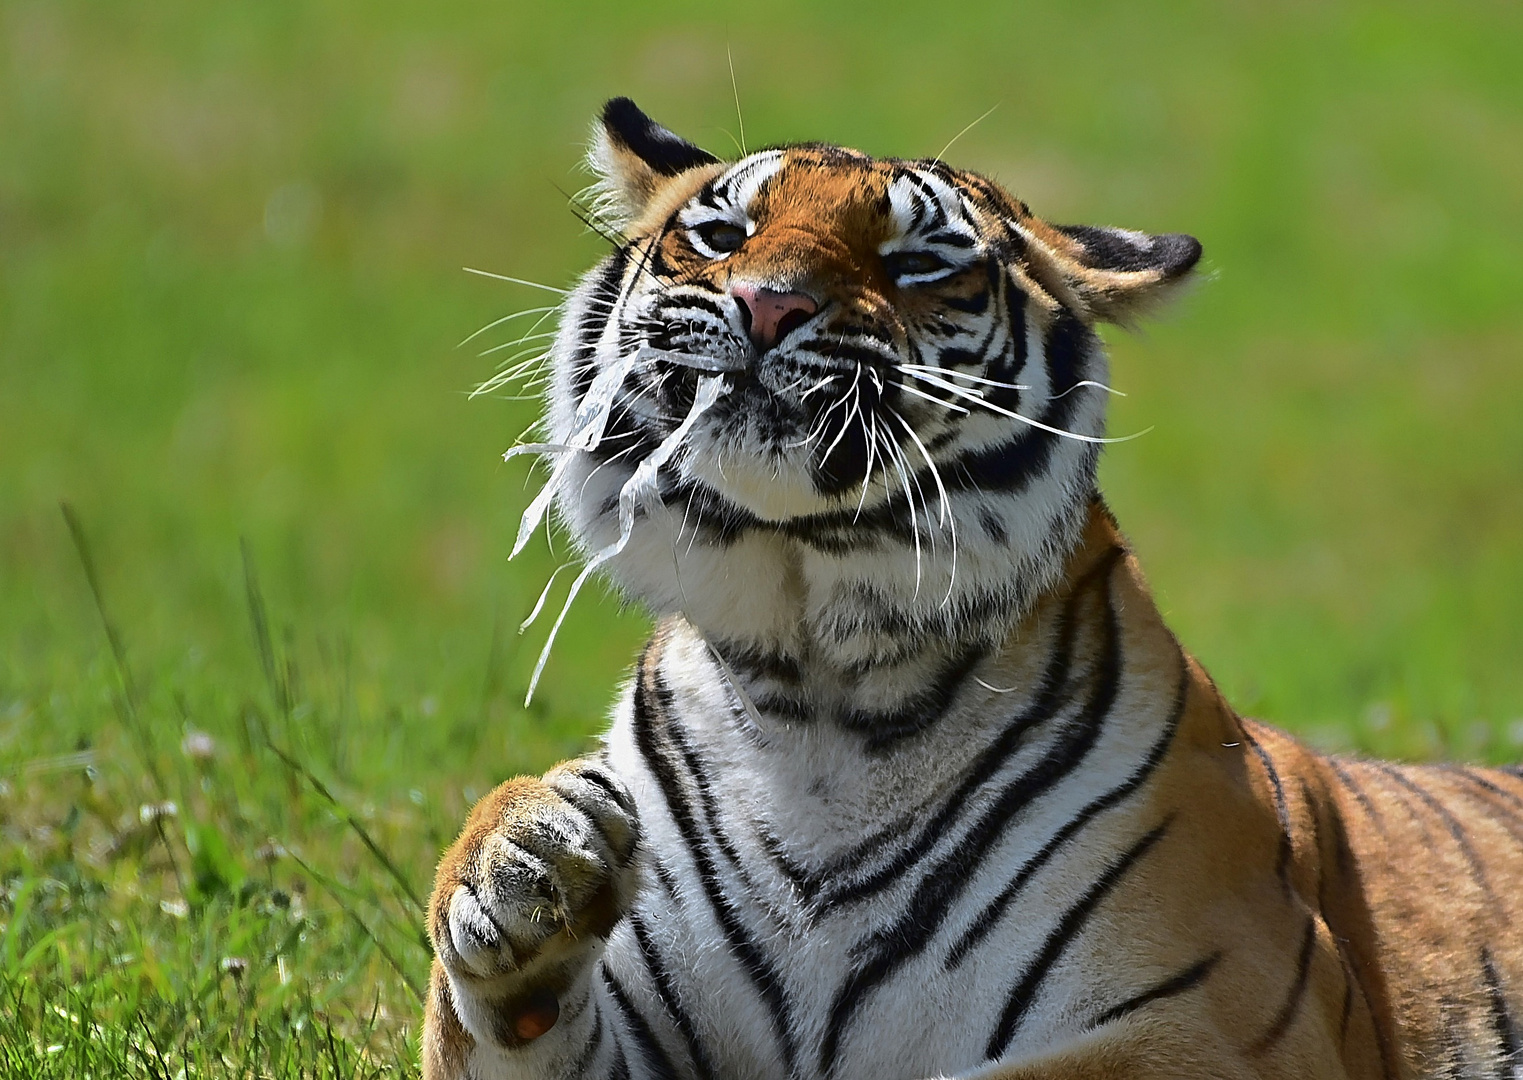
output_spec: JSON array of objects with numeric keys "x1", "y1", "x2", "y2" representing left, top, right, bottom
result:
[{"x1": 730, "y1": 285, "x2": 818, "y2": 351}]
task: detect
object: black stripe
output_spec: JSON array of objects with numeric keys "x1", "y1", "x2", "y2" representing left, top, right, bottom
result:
[
  {"x1": 603, "y1": 968, "x2": 680, "y2": 1079},
  {"x1": 946, "y1": 645, "x2": 1188, "y2": 967},
  {"x1": 946, "y1": 315, "x2": 1085, "y2": 499},
  {"x1": 1088, "y1": 951, "x2": 1222, "y2": 1029},
  {"x1": 1439, "y1": 995, "x2": 1469, "y2": 1079},
  {"x1": 1365, "y1": 764, "x2": 1438, "y2": 846},
  {"x1": 628, "y1": 913, "x2": 717, "y2": 1080},
  {"x1": 753, "y1": 694, "x2": 814, "y2": 726},
  {"x1": 1445, "y1": 765, "x2": 1523, "y2": 818},
  {"x1": 649, "y1": 291, "x2": 730, "y2": 322},
  {"x1": 710, "y1": 641, "x2": 803, "y2": 685},
  {"x1": 1241, "y1": 728, "x2": 1293, "y2": 894},
  {"x1": 610, "y1": 1041, "x2": 631, "y2": 1080},
  {"x1": 1375, "y1": 765, "x2": 1494, "y2": 903},
  {"x1": 815, "y1": 547, "x2": 1122, "y2": 909},
  {"x1": 839, "y1": 642, "x2": 990, "y2": 752},
  {"x1": 1337, "y1": 956, "x2": 1355, "y2": 1046},
  {"x1": 985, "y1": 819, "x2": 1172, "y2": 1059},
  {"x1": 569, "y1": 248, "x2": 632, "y2": 401},
  {"x1": 1251, "y1": 916, "x2": 1317, "y2": 1055},
  {"x1": 1482, "y1": 947, "x2": 1520, "y2": 1079},
  {"x1": 822, "y1": 554, "x2": 1125, "y2": 1074},
  {"x1": 977, "y1": 267, "x2": 1024, "y2": 414},
  {"x1": 567, "y1": 997, "x2": 606, "y2": 1076},
  {"x1": 1327, "y1": 758, "x2": 1386, "y2": 832},
  {"x1": 1435, "y1": 769, "x2": 1523, "y2": 851},
  {"x1": 630, "y1": 658, "x2": 801, "y2": 1078},
  {"x1": 903, "y1": 171, "x2": 948, "y2": 229}
]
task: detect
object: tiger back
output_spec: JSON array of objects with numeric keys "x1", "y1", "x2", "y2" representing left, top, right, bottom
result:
[{"x1": 421, "y1": 98, "x2": 1523, "y2": 1080}]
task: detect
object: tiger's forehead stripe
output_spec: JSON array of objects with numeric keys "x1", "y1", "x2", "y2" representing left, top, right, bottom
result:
[
  {"x1": 678, "y1": 149, "x2": 984, "y2": 242},
  {"x1": 680, "y1": 150, "x2": 786, "y2": 225}
]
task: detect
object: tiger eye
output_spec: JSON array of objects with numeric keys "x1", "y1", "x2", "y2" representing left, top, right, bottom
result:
[
  {"x1": 694, "y1": 221, "x2": 747, "y2": 255},
  {"x1": 882, "y1": 250, "x2": 949, "y2": 280}
]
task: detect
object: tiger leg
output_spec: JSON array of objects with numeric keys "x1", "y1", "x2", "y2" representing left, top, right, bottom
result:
[{"x1": 421, "y1": 758, "x2": 643, "y2": 1080}]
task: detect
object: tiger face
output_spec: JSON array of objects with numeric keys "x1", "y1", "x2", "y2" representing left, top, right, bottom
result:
[{"x1": 537, "y1": 100, "x2": 1201, "y2": 668}]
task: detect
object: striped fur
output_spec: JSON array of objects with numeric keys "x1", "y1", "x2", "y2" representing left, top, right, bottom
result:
[{"x1": 423, "y1": 100, "x2": 1523, "y2": 1080}]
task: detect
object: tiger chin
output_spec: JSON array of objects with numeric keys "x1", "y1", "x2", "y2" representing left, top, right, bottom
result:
[{"x1": 423, "y1": 98, "x2": 1522, "y2": 1080}]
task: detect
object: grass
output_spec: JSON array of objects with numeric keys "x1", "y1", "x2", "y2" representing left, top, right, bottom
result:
[{"x1": 2, "y1": 0, "x2": 1522, "y2": 1073}]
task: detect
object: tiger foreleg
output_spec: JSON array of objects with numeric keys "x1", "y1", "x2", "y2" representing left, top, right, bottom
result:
[{"x1": 421, "y1": 758, "x2": 643, "y2": 1080}]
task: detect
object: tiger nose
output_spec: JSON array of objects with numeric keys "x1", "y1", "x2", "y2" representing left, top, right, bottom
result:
[{"x1": 730, "y1": 285, "x2": 819, "y2": 352}]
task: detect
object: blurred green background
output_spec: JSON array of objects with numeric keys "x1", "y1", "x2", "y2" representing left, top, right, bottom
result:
[{"x1": 2, "y1": 0, "x2": 1521, "y2": 1071}]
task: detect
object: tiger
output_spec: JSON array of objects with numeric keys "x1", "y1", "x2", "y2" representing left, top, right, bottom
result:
[{"x1": 421, "y1": 97, "x2": 1523, "y2": 1080}]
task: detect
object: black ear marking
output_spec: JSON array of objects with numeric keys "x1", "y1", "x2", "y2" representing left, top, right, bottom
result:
[
  {"x1": 1055, "y1": 224, "x2": 1202, "y2": 279},
  {"x1": 600, "y1": 97, "x2": 718, "y2": 178}
]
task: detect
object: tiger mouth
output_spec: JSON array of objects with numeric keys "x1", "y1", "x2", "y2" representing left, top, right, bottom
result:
[{"x1": 639, "y1": 358, "x2": 897, "y2": 520}]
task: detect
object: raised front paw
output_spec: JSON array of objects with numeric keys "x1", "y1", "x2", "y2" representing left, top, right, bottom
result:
[{"x1": 427, "y1": 758, "x2": 641, "y2": 1042}]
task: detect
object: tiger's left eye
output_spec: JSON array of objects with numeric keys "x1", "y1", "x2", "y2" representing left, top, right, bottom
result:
[
  {"x1": 882, "y1": 250, "x2": 949, "y2": 280},
  {"x1": 693, "y1": 222, "x2": 747, "y2": 255}
]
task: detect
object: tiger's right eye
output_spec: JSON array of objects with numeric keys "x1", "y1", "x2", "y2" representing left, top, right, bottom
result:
[{"x1": 692, "y1": 221, "x2": 747, "y2": 256}]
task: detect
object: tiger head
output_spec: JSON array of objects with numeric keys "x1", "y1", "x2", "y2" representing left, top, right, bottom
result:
[{"x1": 535, "y1": 99, "x2": 1200, "y2": 669}]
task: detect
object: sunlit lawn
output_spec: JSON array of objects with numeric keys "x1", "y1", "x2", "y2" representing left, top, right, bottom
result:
[{"x1": 2, "y1": 1, "x2": 1521, "y2": 1073}]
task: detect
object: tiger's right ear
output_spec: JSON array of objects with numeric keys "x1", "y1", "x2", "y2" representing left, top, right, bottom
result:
[{"x1": 589, "y1": 98, "x2": 720, "y2": 227}]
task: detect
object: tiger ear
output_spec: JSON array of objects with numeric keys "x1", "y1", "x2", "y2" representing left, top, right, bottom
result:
[
  {"x1": 1036, "y1": 222, "x2": 1203, "y2": 325},
  {"x1": 589, "y1": 98, "x2": 720, "y2": 226}
]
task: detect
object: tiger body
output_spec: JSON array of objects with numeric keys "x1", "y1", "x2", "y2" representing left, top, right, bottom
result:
[{"x1": 423, "y1": 100, "x2": 1523, "y2": 1080}]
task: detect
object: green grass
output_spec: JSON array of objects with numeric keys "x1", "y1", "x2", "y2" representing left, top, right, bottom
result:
[{"x1": 3, "y1": 0, "x2": 1522, "y2": 1073}]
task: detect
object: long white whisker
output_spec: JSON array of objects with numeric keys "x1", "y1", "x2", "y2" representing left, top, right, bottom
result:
[
  {"x1": 933, "y1": 103, "x2": 999, "y2": 166},
  {"x1": 463, "y1": 267, "x2": 570, "y2": 294},
  {"x1": 477, "y1": 331, "x2": 558, "y2": 358},
  {"x1": 727, "y1": 45, "x2": 747, "y2": 155},
  {"x1": 893, "y1": 409, "x2": 958, "y2": 607},
  {"x1": 855, "y1": 410, "x2": 881, "y2": 519},
  {"x1": 1051, "y1": 378, "x2": 1127, "y2": 399},
  {"x1": 896, "y1": 364, "x2": 1029, "y2": 392},
  {"x1": 885, "y1": 434, "x2": 923, "y2": 598},
  {"x1": 818, "y1": 364, "x2": 865, "y2": 466},
  {"x1": 897, "y1": 380, "x2": 970, "y2": 414},
  {"x1": 898, "y1": 370, "x2": 1147, "y2": 444},
  {"x1": 457, "y1": 306, "x2": 558, "y2": 348}
]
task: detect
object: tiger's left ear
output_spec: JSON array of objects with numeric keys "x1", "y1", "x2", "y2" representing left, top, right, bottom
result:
[
  {"x1": 589, "y1": 98, "x2": 720, "y2": 227},
  {"x1": 1036, "y1": 222, "x2": 1203, "y2": 325}
]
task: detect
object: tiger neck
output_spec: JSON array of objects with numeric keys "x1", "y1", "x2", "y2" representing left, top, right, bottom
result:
[{"x1": 678, "y1": 500, "x2": 1141, "y2": 750}]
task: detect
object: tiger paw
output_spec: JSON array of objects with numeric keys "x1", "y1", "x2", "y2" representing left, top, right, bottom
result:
[{"x1": 427, "y1": 758, "x2": 641, "y2": 1046}]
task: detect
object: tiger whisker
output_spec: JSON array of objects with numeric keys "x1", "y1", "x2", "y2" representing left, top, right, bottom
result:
[
  {"x1": 855, "y1": 409, "x2": 882, "y2": 519},
  {"x1": 462, "y1": 267, "x2": 571, "y2": 294},
  {"x1": 897, "y1": 380, "x2": 971, "y2": 414},
  {"x1": 896, "y1": 369, "x2": 1148, "y2": 445},
  {"x1": 818, "y1": 364, "x2": 866, "y2": 470},
  {"x1": 895, "y1": 364, "x2": 1030, "y2": 393},
  {"x1": 473, "y1": 352, "x2": 553, "y2": 398},
  {"x1": 882, "y1": 427, "x2": 924, "y2": 598},
  {"x1": 457, "y1": 306, "x2": 558, "y2": 348},
  {"x1": 891, "y1": 408, "x2": 959, "y2": 607},
  {"x1": 1051, "y1": 378, "x2": 1127, "y2": 399},
  {"x1": 477, "y1": 330, "x2": 559, "y2": 357}
]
